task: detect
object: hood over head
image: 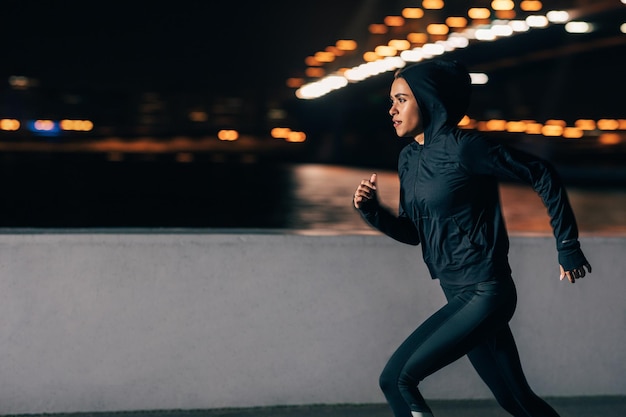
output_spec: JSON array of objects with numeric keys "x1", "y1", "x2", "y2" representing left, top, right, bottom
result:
[{"x1": 396, "y1": 59, "x2": 471, "y2": 136}]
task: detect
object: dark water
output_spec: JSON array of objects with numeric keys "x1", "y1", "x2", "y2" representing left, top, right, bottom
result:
[{"x1": 0, "y1": 153, "x2": 624, "y2": 235}]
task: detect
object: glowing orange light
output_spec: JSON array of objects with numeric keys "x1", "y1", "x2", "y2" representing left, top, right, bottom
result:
[
  {"x1": 218, "y1": 130, "x2": 239, "y2": 141},
  {"x1": 422, "y1": 0, "x2": 444, "y2": 9},
  {"x1": 305, "y1": 67, "x2": 325, "y2": 78},
  {"x1": 407, "y1": 32, "x2": 428, "y2": 44},
  {"x1": 562, "y1": 127, "x2": 583, "y2": 138},
  {"x1": 363, "y1": 51, "x2": 379, "y2": 62},
  {"x1": 286, "y1": 78, "x2": 304, "y2": 88},
  {"x1": 486, "y1": 119, "x2": 507, "y2": 131},
  {"x1": 325, "y1": 46, "x2": 344, "y2": 57},
  {"x1": 271, "y1": 127, "x2": 291, "y2": 139},
  {"x1": 0, "y1": 118, "x2": 20, "y2": 131},
  {"x1": 374, "y1": 45, "x2": 397, "y2": 57},
  {"x1": 468, "y1": 8, "x2": 491, "y2": 19},
  {"x1": 597, "y1": 119, "x2": 619, "y2": 130},
  {"x1": 506, "y1": 121, "x2": 527, "y2": 132},
  {"x1": 458, "y1": 115, "x2": 471, "y2": 127},
  {"x1": 575, "y1": 119, "x2": 596, "y2": 130},
  {"x1": 542, "y1": 125, "x2": 563, "y2": 136},
  {"x1": 496, "y1": 10, "x2": 516, "y2": 19},
  {"x1": 305, "y1": 56, "x2": 321, "y2": 66},
  {"x1": 389, "y1": 39, "x2": 411, "y2": 50},
  {"x1": 286, "y1": 131, "x2": 307, "y2": 143},
  {"x1": 598, "y1": 133, "x2": 622, "y2": 145},
  {"x1": 446, "y1": 17, "x2": 468, "y2": 28},
  {"x1": 618, "y1": 119, "x2": 626, "y2": 130},
  {"x1": 492, "y1": 0, "x2": 514, "y2": 10},
  {"x1": 521, "y1": 0, "x2": 543, "y2": 11},
  {"x1": 336, "y1": 40, "x2": 358, "y2": 51},
  {"x1": 384, "y1": 16, "x2": 405, "y2": 27},
  {"x1": 545, "y1": 119, "x2": 566, "y2": 127},
  {"x1": 314, "y1": 51, "x2": 335, "y2": 63},
  {"x1": 520, "y1": 0, "x2": 543, "y2": 12},
  {"x1": 525, "y1": 123, "x2": 543, "y2": 134},
  {"x1": 459, "y1": 117, "x2": 477, "y2": 129},
  {"x1": 427, "y1": 24, "x2": 449, "y2": 35},
  {"x1": 59, "y1": 119, "x2": 93, "y2": 132},
  {"x1": 369, "y1": 24, "x2": 388, "y2": 34},
  {"x1": 402, "y1": 8, "x2": 424, "y2": 19}
]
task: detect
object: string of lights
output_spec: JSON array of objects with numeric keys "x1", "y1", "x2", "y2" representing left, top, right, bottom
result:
[{"x1": 291, "y1": 1, "x2": 625, "y2": 100}]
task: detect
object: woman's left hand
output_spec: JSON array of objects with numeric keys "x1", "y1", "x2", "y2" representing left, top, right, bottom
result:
[{"x1": 560, "y1": 263, "x2": 592, "y2": 284}]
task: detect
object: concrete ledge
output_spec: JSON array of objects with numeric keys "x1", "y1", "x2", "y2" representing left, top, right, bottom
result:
[{"x1": 0, "y1": 232, "x2": 623, "y2": 414}]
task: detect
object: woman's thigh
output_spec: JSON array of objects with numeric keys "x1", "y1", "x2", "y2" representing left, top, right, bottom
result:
[{"x1": 387, "y1": 279, "x2": 517, "y2": 382}]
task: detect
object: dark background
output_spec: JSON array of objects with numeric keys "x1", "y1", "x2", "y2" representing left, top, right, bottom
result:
[{"x1": 1, "y1": 0, "x2": 624, "y2": 229}]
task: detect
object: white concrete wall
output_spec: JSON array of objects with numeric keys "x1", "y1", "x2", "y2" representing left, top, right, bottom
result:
[{"x1": 0, "y1": 232, "x2": 623, "y2": 415}]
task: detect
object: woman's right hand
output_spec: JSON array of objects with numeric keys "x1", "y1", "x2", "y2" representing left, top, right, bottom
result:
[{"x1": 354, "y1": 173, "x2": 378, "y2": 209}]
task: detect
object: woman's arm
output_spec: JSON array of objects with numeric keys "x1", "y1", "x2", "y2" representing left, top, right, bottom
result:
[
  {"x1": 354, "y1": 173, "x2": 420, "y2": 245},
  {"x1": 463, "y1": 135, "x2": 591, "y2": 282}
]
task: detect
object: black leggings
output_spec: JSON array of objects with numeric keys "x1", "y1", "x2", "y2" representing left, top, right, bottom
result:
[{"x1": 379, "y1": 277, "x2": 560, "y2": 417}]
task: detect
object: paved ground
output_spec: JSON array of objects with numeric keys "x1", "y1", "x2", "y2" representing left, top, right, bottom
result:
[{"x1": 5, "y1": 397, "x2": 625, "y2": 417}]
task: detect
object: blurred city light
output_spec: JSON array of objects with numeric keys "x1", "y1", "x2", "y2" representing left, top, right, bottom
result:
[
  {"x1": 388, "y1": 39, "x2": 411, "y2": 51},
  {"x1": 520, "y1": 1, "x2": 543, "y2": 12},
  {"x1": 218, "y1": 130, "x2": 239, "y2": 141},
  {"x1": 575, "y1": 119, "x2": 596, "y2": 130},
  {"x1": 565, "y1": 21, "x2": 593, "y2": 33},
  {"x1": 446, "y1": 17, "x2": 468, "y2": 28},
  {"x1": 270, "y1": 127, "x2": 307, "y2": 143},
  {"x1": 60, "y1": 119, "x2": 93, "y2": 131},
  {"x1": 542, "y1": 124, "x2": 564, "y2": 136},
  {"x1": 598, "y1": 133, "x2": 622, "y2": 145},
  {"x1": 546, "y1": 11, "x2": 570, "y2": 23},
  {"x1": 374, "y1": 45, "x2": 397, "y2": 57},
  {"x1": 597, "y1": 119, "x2": 620, "y2": 130},
  {"x1": 469, "y1": 73, "x2": 489, "y2": 84},
  {"x1": 427, "y1": 23, "x2": 450, "y2": 35},
  {"x1": 286, "y1": 131, "x2": 306, "y2": 143},
  {"x1": 422, "y1": 0, "x2": 444, "y2": 10},
  {"x1": 28, "y1": 119, "x2": 60, "y2": 135},
  {"x1": 563, "y1": 127, "x2": 584, "y2": 138},
  {"x1": 506, "y1": 121, "x2": 527, "y2": 132},
  {"x1": 8, "y1": 75, "x2": 32, "y2": 89},
  {"x1": 526, "y1": 15, "x2": 549, "y2": 27},
  {"x1": 384, "y1": 16, "x2": 405, "y2": 27},
  {"x1": 293, "y1": 2, "x2": 610, "y2": 100},
  {"x1": 369, "y1": 24, "x2": 388, "y2": 34},
  {"x1": 402, "y1": 8, "x2": 425, "y2": 19},
  {"x1": 0, "y1": 119, "x2": 20, "y2": 131},
  {"x1": 492, "y1": 0, "x2": 514, "y2": 11},
  {"x1": 336, "y1": 40, "x2": 357, "y2": 51},
  {"x1": 468, "y1": 8, "x2": 491, "y2": 20}
]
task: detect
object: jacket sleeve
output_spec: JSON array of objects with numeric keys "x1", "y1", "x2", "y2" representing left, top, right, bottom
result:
[
  {"x1": 357, "y1": 202, "x2": 420, "y2": 245},
  {"x1": 463, "y1": 135, "x2": 588, "y2": 270}
]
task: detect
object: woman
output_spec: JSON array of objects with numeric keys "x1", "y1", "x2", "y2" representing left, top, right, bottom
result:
[{"x1": 353, "y1": 59, "x2": 592, "y2": 417}]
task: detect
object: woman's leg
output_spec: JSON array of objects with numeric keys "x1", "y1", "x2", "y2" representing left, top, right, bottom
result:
[
  {"x1": 467, "y1": 326, "x2": 561, "y2": 417},
  {"x1": 379, "y1": 279, "x2": 516, "y2": 417}
]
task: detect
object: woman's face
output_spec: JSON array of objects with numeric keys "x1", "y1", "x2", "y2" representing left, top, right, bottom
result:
[{"x1": 389, "y1": 77, "x2": 424, "y2": 143}]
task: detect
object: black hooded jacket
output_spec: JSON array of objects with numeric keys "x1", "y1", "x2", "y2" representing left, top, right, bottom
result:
[{"x1": 359, "y1": 59, "x2": 588, "y2": 287}]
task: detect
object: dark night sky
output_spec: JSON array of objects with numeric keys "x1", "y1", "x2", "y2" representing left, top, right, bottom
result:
[
  {"x1": 1, "y1": 0, "x2": 389, "y2": 95},
  {"x1": 3, "y1": 0, "x2": 624, "y2": 122}
]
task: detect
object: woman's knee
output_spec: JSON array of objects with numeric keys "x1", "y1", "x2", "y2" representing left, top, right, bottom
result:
[{"x1": 379, "y1": 366, "x2": 397, "y2": 393}]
